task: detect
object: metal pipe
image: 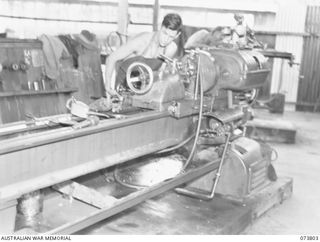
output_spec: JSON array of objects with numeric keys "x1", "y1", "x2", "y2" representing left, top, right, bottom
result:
[
  {"x1": 181, "y1": 53, "x2": 204, "y2": 171},
  {"x1": 194, "y1": 54, "x2": 201, "y2": 100},
  {"x1": 175, "y1": 132, "x2": 231, "y2": 200}
]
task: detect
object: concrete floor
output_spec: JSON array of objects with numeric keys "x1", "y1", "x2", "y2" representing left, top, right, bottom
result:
[{"x1": 242, "y1": 110, "x2": 320, "y2": 234}]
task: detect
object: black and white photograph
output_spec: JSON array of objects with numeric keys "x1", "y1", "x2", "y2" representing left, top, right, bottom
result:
[{"x1": 0, "y1": 0, "x2": 319, "y2": 239}]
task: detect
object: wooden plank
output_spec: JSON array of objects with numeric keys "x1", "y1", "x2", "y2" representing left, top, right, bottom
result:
[
  {"x1": 0, "y1": 88, "x2": 77, "y2": 97},
  {"x1": 52, "y1": 181, "x2": 118, "y2": 209},
  {"x1": 244, "y1": 177, "x2": 293, "y2": 219},
  {"x1": 0, "y1": 39, "x2": 42, "y2": 46},
  {"x1": 247, "y1": 118, "x2": 296, "y2": 130},
  {"x1": 246, "y1": 118, "x2": 296, "y2": 144}
]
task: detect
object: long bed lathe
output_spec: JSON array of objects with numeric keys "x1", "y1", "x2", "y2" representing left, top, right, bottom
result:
[{"x1": 0, "y1": 46, "x2": 285, "y2": 234}]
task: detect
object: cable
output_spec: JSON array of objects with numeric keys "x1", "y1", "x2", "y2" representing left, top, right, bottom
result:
[
  {"x1": 113, "y1": 167, "x2": 146, "y2": 190},
  {"x1": 156, "y1": 134, "x2": 195, "y2": 154}
]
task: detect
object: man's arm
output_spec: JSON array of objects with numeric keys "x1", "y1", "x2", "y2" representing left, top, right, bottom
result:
[
  {"x1": 164, "y1": 41, "x2": 178, "y2": 59},
  {"x1": 184, "y1": 29, "x2": 209, "y2": 49},
  {"x1": 158, "y1": 41, "x2": 179, "y2": 73},
  {"x1": 104, "y1": 33, "x2": 149, "y2": 97}
]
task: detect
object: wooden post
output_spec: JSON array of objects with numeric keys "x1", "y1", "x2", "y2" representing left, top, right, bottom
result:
[
  {"x1": 153, "y1": 0, "x2": 160, "y2": 31},
  {"x1": 117, "y1": 0, "x2": 128, "y2": 44}
]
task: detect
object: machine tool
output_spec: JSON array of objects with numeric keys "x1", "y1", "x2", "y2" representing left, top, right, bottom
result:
[{"x1": 0, "y1": 37, "x2": 278, "y2": 234}]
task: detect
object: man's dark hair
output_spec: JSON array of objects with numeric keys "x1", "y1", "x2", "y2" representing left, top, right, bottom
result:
[{"x1": 162, "y1": 13, "x2": 182, "y2": 32}]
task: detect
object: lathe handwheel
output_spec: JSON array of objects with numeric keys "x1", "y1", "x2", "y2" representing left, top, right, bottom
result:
[{"x1": 126, "y1": 62, "x2": 154, "y2": 95}]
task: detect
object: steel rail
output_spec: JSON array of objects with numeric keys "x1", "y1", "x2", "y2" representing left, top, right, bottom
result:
[{"x1": 0, "y1": 110, "x2": 170, "y2": 155}]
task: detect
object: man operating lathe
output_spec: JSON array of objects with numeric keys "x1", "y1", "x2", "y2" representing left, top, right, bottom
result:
[{"x1": 104, "y1": 13, "x2": 183, "y2": 100}]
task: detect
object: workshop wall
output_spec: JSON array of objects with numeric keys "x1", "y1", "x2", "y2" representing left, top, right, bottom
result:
[
  {"x1": 0, "y1": 0, "x2": 119, "y2": 38},
  {"x1": 0, "y1": 0, "x2": 311, "y2": 109},
  {"x1": 269, "y1": 0, "x2": 306, "y2": 110},
  {"x1": 297, "y1": 4, "x2": 320, "y2": 112},
  {"x1": 160, "y1": 1, "x2": 307, "y2": 109}
]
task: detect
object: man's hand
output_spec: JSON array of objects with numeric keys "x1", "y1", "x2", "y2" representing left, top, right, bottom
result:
[
  {"x1": 105, "y1": 88, "x2": 124, "y2": 113},
  {"x1": 105, "y1": 88, "x2": 119, "y2": 97},
  {"x1": 105, "y1": 88, "x2": 123, "y2": 102}
]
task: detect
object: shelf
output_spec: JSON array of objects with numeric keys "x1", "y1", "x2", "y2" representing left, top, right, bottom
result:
[{"x1": 0, "y1": 88, "x2": 78, "y2": 97}]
